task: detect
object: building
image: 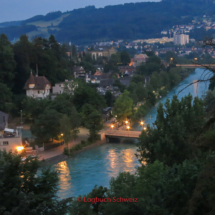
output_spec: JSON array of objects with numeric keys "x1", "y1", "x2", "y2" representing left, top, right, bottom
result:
[
  {"x1": 24, "y1": 73, "x2": 51, "y2": 99},
  {"x1": 118, "y1": 66, "x2": 136, "y2": 75},
  {"x1": 133, "y1": 37, "x2": 173, "y2": 44},
  {"x1": 0, "y1": 111, "x2": 22, "y2": 153},
  {"x1": 174, "y1": 34, "x2": 189, "y2": 45},
  {"x1": 74, "y1": 66, "x2": 86, "y2": 79},
  {"x1": 133, "y1": 54, "x2": 149, "y2": 67},
  {"x1": 89, "y1": 47, "x2": 117, "y2": 60},
  {"x1": 52, "y1": 80, "x2": 77, "y2": 96}
]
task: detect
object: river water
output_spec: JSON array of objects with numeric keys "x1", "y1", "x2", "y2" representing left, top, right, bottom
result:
[{"x1": 53, "y1": 68, "x2": 212, "y2": 199}]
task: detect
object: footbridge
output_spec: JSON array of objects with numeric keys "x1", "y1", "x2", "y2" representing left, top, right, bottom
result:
[
  {"x1": 175, "y1": 64, "x2": 215, "y2": 68},
  {"x1": 100, "y1": 129, "x2": 141, "y2": 142}
]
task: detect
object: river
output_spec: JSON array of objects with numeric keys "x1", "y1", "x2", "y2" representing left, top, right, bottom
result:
[{"x1": 53, "y1": 68, "x2": 212, "y2": 199}]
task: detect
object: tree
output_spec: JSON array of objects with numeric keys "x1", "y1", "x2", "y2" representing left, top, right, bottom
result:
[
  {"x1": 147, "y1": 91, "x2": 156, "y2": 106},
  {"x1": 105, "y1": 91, "x2": 113, "y2": 107},
  {"x1": 150, "y1": 72, "x2": 161, "y2": 90},
  {"x1": 0, "y1": 34, "x2": 16, "y2": 88},
  {"x1": 81, "y1": 104, "x2": 103, "y2": 141},
  {"x1": 60, "y1": 114, "x2": 73, "y2": 146},
  {"x1": 22, "y1": 97, "x2": 51, "y2": 123},
  {"x1": 137, "y1": 95, "x2": 204, "y2": 166},
  {"x1": 120, "y1": 51, "x2": 131, "y2": 65},
  {"x1": 31, "y1": 109, "x2": 61, "y2": 142},
  {"x1": 73, "y1": 82, "x2": 106, "y2": 112},
  {"x1": 72, "y1": 44, "x2": 77, "y2": 57},
  {"x1": 13, "y1": 35, "x2": 32, "y2": 94},
  {"x1": 0, "y1": 83, "x2": 12, "y2": 112},
  {"x1": 0, "y1": 151, "x2": 69, "y2": 215},
  {"x1": 113, "y1": 90, "x2": 133, "y2": 123}
]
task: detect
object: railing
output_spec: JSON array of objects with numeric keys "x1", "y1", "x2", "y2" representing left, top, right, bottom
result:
[
  {"x1": 44, "y1": 141, "x2": 64, "y2": 150},
  {"x1": 0, "y1": 134, "x2": 21, "y2": 138}
]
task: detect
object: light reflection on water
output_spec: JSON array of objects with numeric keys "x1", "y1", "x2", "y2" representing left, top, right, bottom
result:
[
  {"x1": 54, "y1": 143, "x2": 139, "y2": 199},
  {"x1": 54, "y1": 69, "x2": 212, "y2": 199}
]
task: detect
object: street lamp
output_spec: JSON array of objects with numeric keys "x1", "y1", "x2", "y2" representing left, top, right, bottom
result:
[
  {"x1": 111, "y1": 124, "x2": 114, "y2": 130},
  {"x1": 140, "y1": 121, "x2": 144, "y2": 129},
  {"x1": 61, "y1": 133, "x2": 64, "y2": 144},
  {"x1": 170, "y1": 58, "x2": 173, "y2": 63},
  {"x1": 127, "y1": 125, "x2": 130, "y2": 137},
  {"x1": 143, "y1": 127, "x2": 147, "y2": 131},
  {"x1": 20, "y1": 110, "x2": 23, "y2": 124}
]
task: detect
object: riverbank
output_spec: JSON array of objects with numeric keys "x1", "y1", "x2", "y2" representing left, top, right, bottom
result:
[
  {"x1": 131, "y1": 68, "x2": 195, "y2": 126},
  {"x1": 41, "y1": 139, "x2": 106, "y2": 166}
]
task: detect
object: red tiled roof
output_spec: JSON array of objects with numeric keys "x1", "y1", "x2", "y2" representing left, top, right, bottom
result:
[{"x1": 24, "y1": 73, "x2": 51, "y2": 90}]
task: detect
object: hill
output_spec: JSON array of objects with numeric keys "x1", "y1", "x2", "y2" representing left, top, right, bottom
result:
[{"x1": 0, "y1": 0, "x2": 214, "y2": 44}]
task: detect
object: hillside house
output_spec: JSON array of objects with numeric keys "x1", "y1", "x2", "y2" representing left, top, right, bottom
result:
[{"x1": 24, "y1": 73, "x2": 51, "y2": 99}]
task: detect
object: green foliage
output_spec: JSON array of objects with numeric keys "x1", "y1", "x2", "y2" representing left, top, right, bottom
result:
[
  {"x1": 0, "y1": 83, "x2": 13, "y2": 112},
  {"x1": 31, "y1": 108, "x2": 61, "y2": 142},
  {"x1": 0, "y1": 34, "x2": 16, "y2": 87},
  {"x1": 137, "y1": 95, "x2": 204, "y2": 166},
  {"x1": 0, "y1": 151, "x2": 69, "y2": 215},
  {"x1": 73, "y1": 82, "x2": 106, "y2": 112},
  {"x1": 203, "y1": 89, "x2": 215, "y2": 113},
  {"x1": 113, "y1": 90, "x2": 133, "y2": 123},
  {"x1": 104, "y1": 91, "x2": 114, "y2": 107},
  {"x1": 81, "y1": 104, "x2": 103, "y2": 141},
  {"x1": 120, "y1": 51, "x2": 131, "y2": 65},
  {"x1": 131, "y1": 104, "x2": 150, "y2": 122},
  {"x1": 113, "y1": 79, "x2": 126, "y2": 93}
]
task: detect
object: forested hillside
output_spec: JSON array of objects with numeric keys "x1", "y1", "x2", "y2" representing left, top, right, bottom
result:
[{"x1": 0, "y1": 0, "x2": 214, "y2": 43}]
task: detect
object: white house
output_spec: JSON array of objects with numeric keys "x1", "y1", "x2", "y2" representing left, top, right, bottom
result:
[
  {"x1": 52, "y1": 80, "x2": 77, "y2": 95},
  {"x1": 24, "y1": 73, "x2": 52, "y2": 99}
]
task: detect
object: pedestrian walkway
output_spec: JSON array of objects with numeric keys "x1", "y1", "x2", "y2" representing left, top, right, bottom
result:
[{"x1": 37, "y1": 127, "x2": 89, "y2": 160}]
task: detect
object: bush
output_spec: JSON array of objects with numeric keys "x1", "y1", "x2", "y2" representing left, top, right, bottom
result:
[
  {"x1": 64, "y1": 147, "x2": 69, "y2": 156},
  {"x1": 63, "y1": 140, "x2": 94, "y2": 156}
]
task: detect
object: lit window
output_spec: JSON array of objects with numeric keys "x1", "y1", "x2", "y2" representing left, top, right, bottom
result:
[{"x1": 29, "y1": 84, "x2": 35, "y2": 88}]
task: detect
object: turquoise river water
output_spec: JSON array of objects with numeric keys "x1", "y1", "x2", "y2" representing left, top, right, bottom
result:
[{"x1": 53, "y1": 68, "x2": 212, "y2": 199}]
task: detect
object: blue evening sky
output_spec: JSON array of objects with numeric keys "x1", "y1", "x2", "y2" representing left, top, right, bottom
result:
[{"x1": 0, "y1": 0, "x2": 159, "y2": 23}]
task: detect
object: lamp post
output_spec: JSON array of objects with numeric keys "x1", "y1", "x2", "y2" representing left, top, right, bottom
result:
[
  {"x1": 140, "y1": 121, "x2": 144, "y2": 129},
  {"x1": 125, "y1": 120, "x2": 129, "y2": 130},
  {"x1": 61, "y1": 133, "x2": 64, "y2": 144},
  {"x1": 170, "y1": 58, "x2": 173, "y2": 63},
  {"x1": 143, "y1": 127, "x2": 147, "y2": 131},
  {"x1": 127, "y1": 125, "x2": 130, "y2": 137},
  {"x1": 111, "y1": 124, "x2": 114, "y2": 130},
  {"x1": 20, "y1": 110, "x2": 23, "y2": 125}
]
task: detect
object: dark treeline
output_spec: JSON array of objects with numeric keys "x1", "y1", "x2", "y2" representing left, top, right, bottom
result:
[
  {"x1": 0, "y1": 33, "x2": 74, "y2": 113},
  {"x1": 0, "y1": 0, "x2": 214, "y2": 43}
]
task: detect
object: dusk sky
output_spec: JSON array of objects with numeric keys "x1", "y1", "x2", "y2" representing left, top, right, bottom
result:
[{"x1": 0, "y1": 0, "x2": 159, "y2": 23}]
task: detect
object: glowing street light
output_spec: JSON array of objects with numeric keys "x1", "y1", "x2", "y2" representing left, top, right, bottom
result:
[
  {"x1": 61, "y1": 133, "x2": 64, "y2": 136},
  {"x1": 111, "y1": 124, "x2": 114, "y2": 130},
  {"x1": 140, "y1": 121, "x2": 144, "y2": 129},
  {"x1": 143, "y1": 127, "x2": 147, "y2": 131},
  {"x1": 125, "y1": 120, "x2": 128, "y2": 124},
  {"x1": 16, "y1": 146, "x2": 24, "y2": 152}
]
